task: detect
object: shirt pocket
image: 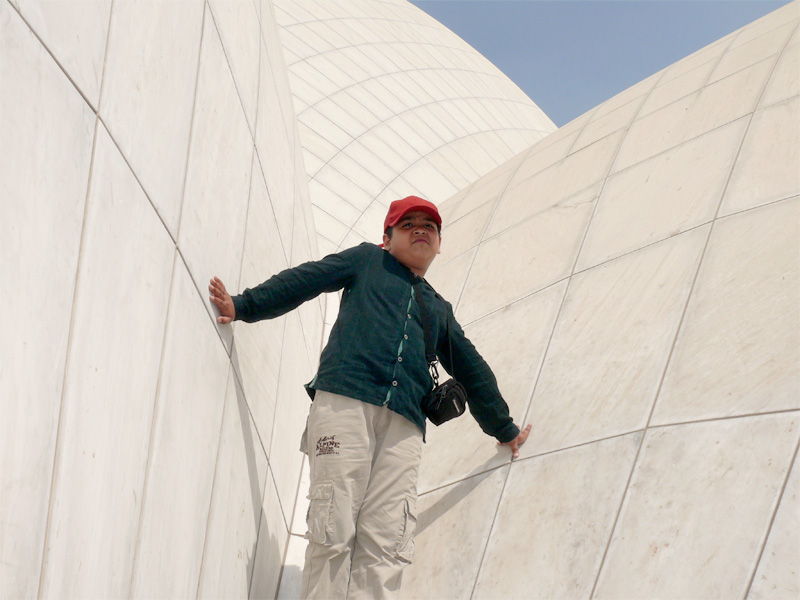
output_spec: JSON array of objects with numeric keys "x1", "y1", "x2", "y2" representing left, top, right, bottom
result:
[
  {"x1": 305, "y1": 482, "x2": 333, "y2": 544},
  {"x1": 395, "y1": 496, "x2": 417, "y2": 563}
]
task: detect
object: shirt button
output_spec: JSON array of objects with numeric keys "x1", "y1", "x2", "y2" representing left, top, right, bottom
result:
[
  {"x1": 397, "y1": 357, "x2": 403, "y2": 362},
  {"x1": 392, "y1": 380, "x2": 398, "y2": 387},
  {"x1": 403, "y1": 334, "x2": 408, "y2": 340}
]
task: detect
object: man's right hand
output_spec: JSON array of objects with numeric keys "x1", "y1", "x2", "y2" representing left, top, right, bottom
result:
[{"x1": 209, "y1": 276, "x2": 235, "y2": 324}]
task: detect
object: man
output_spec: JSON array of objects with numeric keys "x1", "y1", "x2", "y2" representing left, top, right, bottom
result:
[{"x1": 209, "y1": 196, "x2": 530, "y2": 599}]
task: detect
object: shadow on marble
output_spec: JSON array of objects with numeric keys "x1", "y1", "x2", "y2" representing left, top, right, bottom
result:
[{"x1": 400, "y1": 466, "x2": 509, "y2": 600}]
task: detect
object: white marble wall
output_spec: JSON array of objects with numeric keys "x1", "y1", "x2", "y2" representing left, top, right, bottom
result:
[
  {"x1": 1, "y1": 0, "x2": 321, "y2": 598},
  {"x1": 272, "y1": 0, "x2": 556, "y2": 255},
  {"x1": 405, "y1": 3, "x2": 800, "y2": 598}
]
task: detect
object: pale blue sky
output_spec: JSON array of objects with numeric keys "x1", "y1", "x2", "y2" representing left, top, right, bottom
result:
[{"x1": 410, "y1": 0, "x2": 793, "y2": 126}]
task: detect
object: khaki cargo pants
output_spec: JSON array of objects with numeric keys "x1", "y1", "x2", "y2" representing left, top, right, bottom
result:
[{"x1": 300, "y1": 391, "x2": 423, "y2": 600}]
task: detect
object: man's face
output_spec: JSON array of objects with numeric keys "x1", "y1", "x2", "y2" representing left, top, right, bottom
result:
[{"x1": 382, "y1": 211, "x2": 441, "y2": 276}]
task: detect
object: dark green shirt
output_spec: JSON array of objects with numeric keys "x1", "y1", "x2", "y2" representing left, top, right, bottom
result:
[{"x1": 232, "y1": 243, "x2": 519, "y2": 443}]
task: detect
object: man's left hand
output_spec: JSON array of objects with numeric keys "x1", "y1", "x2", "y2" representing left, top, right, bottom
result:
[{"x1": 499, "y1": 424, "x2": 532, "y2": 459}]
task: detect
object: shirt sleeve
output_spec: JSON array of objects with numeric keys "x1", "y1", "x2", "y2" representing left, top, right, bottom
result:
[
  {"x1": 437, "y1": 302, "x2": 520, "y2": 444},
  {"x1": 232, "y1": 243, "x2": 367, "y2": 323}
]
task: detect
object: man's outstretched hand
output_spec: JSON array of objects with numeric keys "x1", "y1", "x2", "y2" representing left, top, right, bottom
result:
[
  {"x1": 499, "y1": 424, "x2": 532, "y2": 459},
  {"x1": 209, "y1": 276, "x2": 235, "y2": 324}
]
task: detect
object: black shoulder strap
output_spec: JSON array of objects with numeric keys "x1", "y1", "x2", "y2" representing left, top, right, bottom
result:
[
  {"x1": 410, "y1": 276, "x2": 454, "y2": 374},
  {"x1": 411, "y1": 278, "x2": 438, "y2": 365}
]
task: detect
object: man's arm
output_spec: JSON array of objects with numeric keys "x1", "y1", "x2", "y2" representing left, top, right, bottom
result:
[{"x1": 210, "y1": 243, "x2": 367, "y2": 324}]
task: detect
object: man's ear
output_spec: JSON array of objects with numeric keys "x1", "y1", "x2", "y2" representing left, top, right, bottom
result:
[
  {"x1": 382, "y1": 233, "x2": 391, "y2": 249},
  {"x1": 437, "y1": 234, "x2": 442, "y2": 254}
]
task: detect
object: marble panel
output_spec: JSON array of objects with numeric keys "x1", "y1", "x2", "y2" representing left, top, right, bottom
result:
[
  {"x1": 315, "y1": 97, "x2": 368, "y2": 139},
  {"x1": 502, "y1": 129, "x2": 579, "y2": 190},
  {"x1": 613, "y1": 59, "x2": 773, "y2": 174},
  {"x1": 660, "y1": 36, "x2": 729, "y2": 85},
  {"x1": 291, "y1": 457, "x2": 311, "y2": 536},
  {"x1": 328, "y1": 151, "x2": 385, "y2": 198},
  {"x1": 441, "y1": 179, "x2": 503, "y2": 226},
  {"x1": 488, "y1": 131, "x2": 621, "y2": 238},
  {"x1": 748, "y1": 455, "x2": 800, "y2": 599},
  {"x1": 262, "y1": 5, "x2": 298, "y2": 140},
  {"x1": 652, "y1": 198, "x2": 800, "y2": 425},
  {"x1": 39, "y1": 125, "x2": 174, "y2": 598},
  {"x1": 555, "y1": 105, "x2": 597, "y2": 140},
  {"x1": 437, "y1": 146, "x2": 482, "y2": 186},
  {"x1": 13, "y1": 0, "x2": 111, "y2": 108},
  {"x1": 290, "y1": 23, "x2": 333, "y2": 53},
  {"x1": 592, "y1": 71, "x2": 659, "y2": 120},
  {"x1": 208, "y1": 0, "x2": 260, "y2": 134},
  {"x1": 459, "y1": 192, "x2": 595, "y2": 324},
  {"x1": 366, "y1": 120, "x2": 422, "y2": 164},
  {"x1": 317, "y1": 235, "x2": 338, "y2": 258},
  {"x1": 357, "y1": 128, "x2": 414, "y2": 175},
  {"x1": 525, "y1": 227, "x2": 708, "y2": 458},
  {"x1": 301, "y1": 147, "x2": 325, "y2": 177},
  {"x1": 309, "y1": 182, "x2": 364, "y2": 226},
  {"x1": 418, "y1": 283, "x2": 566, "y2": 493},
  {"x1": 572, "y1": 96, "x2": 642, "y2": 153},
  {"x1": 721, "y1": 97, "x2": 800, "y2": 216},
  {"x1": 709, "y1": 22, "x2": 795, "y2": 84},
  {"x1": 130, "y1": 259, "x2": 229, "y2": 599},
  {"x1": 297, "y1": 121, "x2": 338, "y2": 165},
  {"x1": 760, "y1": 29, "x2": 798, "y2": 108},
  {"x1": 178, "y1": 16, "x2": 252, "y2": 315},
  {"x1": 426, "y1": 151, "x2": 472, "y2": 194},
  {"x1": 386, "y1": 115, "x2": 435, "y2": 156},
  {"x1": 0, "y1": 6, "x2": 96, "y2": 595},
  {"x1": 342, "y1": 140, "x2": 399, "y2": 186},
  {"x1": 313, "y1": 166, "x2": 373, "y2": 212},
  {"x1": 425, "y1": 249, "x2": 477, "y2": 317},
  {"x1": 276, "y1": 535, "x2": 308, "y2": 600},
  {"x1": 437, "y1": 201, "x2": 494, "y2": 263},
  {"x1": 269, "y1": 312, "x2": 314, "y2": 525},
  {"x1": 639, "y1": 57, "x2": 717, "y2": 117},
  {"x1": 255, "y1": 37, "x2": 295, "y2": 255},
  {"x1": 99, "y1": 0, "x2": 204, "y2": 236},
  {"x1": 249, "y1": 469, "x2": 291, "y2": 600},
  {"x1": 330, "y1": 92, "x2": 380, "y2": 132},
  {"x1": 289, "y1": 65, "x2": 338, "y2": 101},
  {"x1": 231, "y1": 165, "x2": 288, "y2": 457},
  {"x1": 730, "y1": 2, "x2": 798, "y2": 48},
  {"x1": 402, "y1": 160, "x2": 459, "y2": 204},
  {"x1": 310, "y1": 204, "x2": 349, "y2": 246},
  {"x1": 277, "y1": 27, "x2": 316, "y2": 62},
  {"x1": 594, "y1": 414, "x2": 800, "y2": 599},
  {"x1": 198, "y1": 367, "x2": 269, "y2": 598},
  {"x1": 473, "y1": 433, "x2": 641, "y2": 600},
  {"x1": 340, "y1": 229, "x2": 371, "y2": 252},
  {"x1": 577, "y1": 117, "x2": 749, "y2": 270},
  {"x1": 240, "y1": 154, "x2": 290, "y2": 289},
  {"x1": 400, "y1": 467, "x2": 509, "y2": 600},
  {"x1": 293, "y1": 211, "x2": 325, "y2": 362},
  {"x1": 351, "y1": 200, "x2": 388, "y2": 243},
  {"x1": 450, "y1": 132, "x2": 500, "y2": 173}
]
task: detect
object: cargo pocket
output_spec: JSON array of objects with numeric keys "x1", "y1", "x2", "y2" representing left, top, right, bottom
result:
[
  {"x1": 395, "y1": 496, "x2": 417, "y2": 563},
  {"x1": 305, "y1": 482, "x2": 333, "y2": 544}
]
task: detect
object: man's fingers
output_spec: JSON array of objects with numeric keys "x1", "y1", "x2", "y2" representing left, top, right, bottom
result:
[
  {"x1": 209, "y1": 277, "x2": 229, "y2": 296},
  {"x1": 217, "y1": 316, "x2": 232, "y2": 324}
]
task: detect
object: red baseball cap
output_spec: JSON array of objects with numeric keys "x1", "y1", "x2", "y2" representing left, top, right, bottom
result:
[{"x1": 383, "y1": 196, "x2": 442, "y2": 232}]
